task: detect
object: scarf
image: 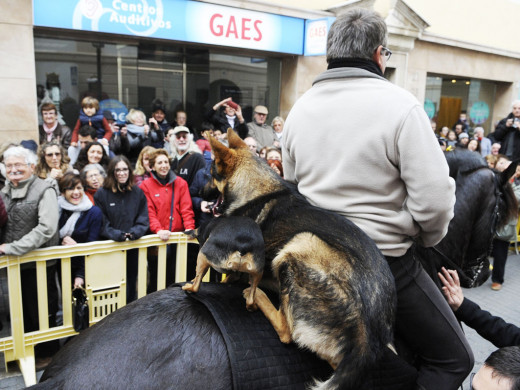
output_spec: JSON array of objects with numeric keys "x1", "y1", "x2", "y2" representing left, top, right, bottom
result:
[
  {"x1": 226, "y1": 115, "x2": 236, "y2": 129},
  {"x1": 43, "y1": 122, "x2": 58, "y2": 142},
  {"x1": 58, "y1": 194, "x2": 92, "y2": 239},
  {"x1": 327, "y1": 57, "x2": 384, "y2": 77},
  {"x1": 126, "y1": 123, "x2": 146, "y2": 136},
  {"x1": 79, "y1": 110, "x2": 104, "y2": 126}
]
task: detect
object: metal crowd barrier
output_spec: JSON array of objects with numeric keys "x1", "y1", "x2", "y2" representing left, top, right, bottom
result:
[{"x1": 0, "y1": 233, "x2": 198, "y2": 386}]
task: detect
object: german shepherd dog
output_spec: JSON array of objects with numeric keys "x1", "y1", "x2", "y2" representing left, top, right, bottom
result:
[
  {"x1": 182, "y1": 216, "x2": 265, "y2": 310},
  {"x1": 207, "y1": 129, "x2": 397, "y2": 390}
]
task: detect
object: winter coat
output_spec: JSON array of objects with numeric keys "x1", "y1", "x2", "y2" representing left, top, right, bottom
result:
[
  {"x1": 455, "y1": 298, "x2": 520, "y2": 347},
  {"x1": 94, "y1": 186, "x2": 149, "y2": 241},
  {"x1": 140, "y1": 171, "x2": 195, "y2": 233},
  {"x1": 494, "y1": 113, "x2": 520, "y2": 161},
  {"x1": 39, "y1": 123, "x2": 72, "y2": 148}
]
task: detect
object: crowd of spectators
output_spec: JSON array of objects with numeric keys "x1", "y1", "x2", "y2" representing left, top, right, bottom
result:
[{"x1": 0, "y1": 96, "x2": 284, "y2": 368}]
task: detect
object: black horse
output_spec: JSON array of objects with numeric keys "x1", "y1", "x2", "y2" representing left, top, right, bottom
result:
[
  {"x1": 30, "y1": 150, "x2": 517, "y2": 389},
  {"x1": 418, "y1": 149, "x2": 518, "y2": 288}
]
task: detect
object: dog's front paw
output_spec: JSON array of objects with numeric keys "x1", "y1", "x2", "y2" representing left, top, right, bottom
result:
[
  {"x1": 182, "y1": 283, "x2": 196, "y2": 292},
  {"x1": 243, "y1": 288, "x2": 258, "y2": 311}
]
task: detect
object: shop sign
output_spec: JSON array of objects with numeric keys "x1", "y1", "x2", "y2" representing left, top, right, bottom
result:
[
  {"x1": 423, "y1": 99, "x2": 436, "y2": 119},
  {"x1": 34, "y1": 0, "x2": 305, "y2": 55},
  {"x1": 99, "y1": 99, "x2": 128, "y2": 124},
  {"x1": 469, "y1": 101, "x2": 490, "y2": 125},
  {"x1": 304, "y1": 18, "x2": 335, "y2": 56}
]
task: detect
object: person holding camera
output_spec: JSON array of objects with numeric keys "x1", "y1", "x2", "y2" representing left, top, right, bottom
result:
[
  {"x1": 494, "y1": 100, "x2": 520, "y2": 161},
  {"x1": 94, "y1": 155, "x2": 149, "y2": 303},
  {"x1": 204, "y1": 97, "x2": 248, "y2": 139}
]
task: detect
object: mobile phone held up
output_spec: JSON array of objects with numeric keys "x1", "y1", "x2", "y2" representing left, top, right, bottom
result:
[{"x1": 227, "y1": 100, "x2": 239, "y2": 110}]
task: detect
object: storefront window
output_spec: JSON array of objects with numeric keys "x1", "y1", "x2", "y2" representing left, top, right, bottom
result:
[
  {"x1": 34, "y1": 36, "x2": 281, "y2": 131},
  {"x1": 425, "y1": 74, "x2": 496, "y2": 133}
]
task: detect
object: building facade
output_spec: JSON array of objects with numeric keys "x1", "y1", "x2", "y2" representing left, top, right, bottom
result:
[{"x1": 1, "y1": 0, "x2": 519, "y2": 143}]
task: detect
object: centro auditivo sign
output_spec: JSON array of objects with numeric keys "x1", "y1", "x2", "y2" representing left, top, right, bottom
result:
[{"x1": 34, "y1": 0, "x2": 305, "y2": 55}]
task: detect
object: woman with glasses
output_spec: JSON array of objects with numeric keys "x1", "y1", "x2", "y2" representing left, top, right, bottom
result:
[
  {"x1": 57, "y1": 172, "x2": 103, "y2": 288},
  {"x1": 95, "y1": 155, "x2": 149, "y2": 303},
  {"x1": 80, "y1": 163, "x2": 106, "y2": 205},
  {"x1": 35, "y1": 142, "x2": 71, "y2": 188}
]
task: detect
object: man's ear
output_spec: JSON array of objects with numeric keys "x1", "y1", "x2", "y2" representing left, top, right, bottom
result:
[{"x1": 372, "y1": 45, "x2": 384, "y2": 71}]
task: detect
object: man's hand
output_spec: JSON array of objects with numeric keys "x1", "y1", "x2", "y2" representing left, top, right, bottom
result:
[
  {"x1": 506, "y1": 118, "x2": 514, "y2": 127},
  {"x1": 157, "y1": 230, "x2": 171, "y2": 242},
  {"x1": 149, "y1": 117, "x2": 159, "y2": 129},
  {"x1": 0, "y1": 244, "x2": 6, "y2": 255},
  {"x1": 438, "y1": 267, "x2": 464, "y2": 311},
  {"x1": 62, "y1": 236, "x2": 78, "y2": 246},
  {"x1": 74, "y1": 277, "x2": 84, "y2": 288},
  {"x1": 201, "y1": 201, "x2": 214, "y2": 213},
  {"x1": 100, "y1": 138, "x2": 109, "y2": 146}
]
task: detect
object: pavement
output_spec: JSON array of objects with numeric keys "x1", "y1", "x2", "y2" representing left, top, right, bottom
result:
[{"x1": 0, "y1": 253, "x2": 519, "y2": 389}]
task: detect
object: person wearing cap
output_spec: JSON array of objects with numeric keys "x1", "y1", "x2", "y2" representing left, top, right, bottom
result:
[
  {"x1": 247, "y1": 105, "x2": 277, "y2": 150},
  {"x1": 204, "y1": 97, "x2": 248, "y2": 139},
  {"x1": 456, "y1": 132, "x2": 470, "y2": 148},
  {"x1": 169, "y1": 126, "x2": 205, "y2": 187}
]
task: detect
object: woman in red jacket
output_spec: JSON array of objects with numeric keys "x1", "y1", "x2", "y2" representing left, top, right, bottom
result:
[{"x1": 140, "y1": 149, "x2": 195, "y2": 288}]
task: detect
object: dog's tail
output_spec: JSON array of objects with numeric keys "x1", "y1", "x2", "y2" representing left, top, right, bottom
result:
[{"x1": 309, "y1": 343, "x2": 383, "y2": 390}]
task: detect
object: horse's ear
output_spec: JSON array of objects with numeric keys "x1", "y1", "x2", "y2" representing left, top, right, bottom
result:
[{"x1": 500, "y1": 160, "x2": 519, "y2": 187}]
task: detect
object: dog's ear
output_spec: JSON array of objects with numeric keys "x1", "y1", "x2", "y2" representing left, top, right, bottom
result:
[
  {"x1": 209, "y1": 133, "x2": 237, "y2": 177},
  {"x1": 227, "y1": 128, "x2": 248, "y2": 150},
  {"x1": 183, "y1": 229, "x2": 199, "y2": 239}
]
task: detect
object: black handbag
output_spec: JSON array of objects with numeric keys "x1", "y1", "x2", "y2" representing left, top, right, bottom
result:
[{"x1": 72, "y1": 287, "x2": 89, "y2": 332}]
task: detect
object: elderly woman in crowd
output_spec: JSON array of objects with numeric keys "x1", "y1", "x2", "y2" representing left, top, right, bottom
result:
[
  {"x1": 80, "y1": 163, "x2": 105, "y2": 205},
  {"x1": 35, "y1": 141, "x2": 70, "y2": 185},
  {"x1": 133, "y1": 145, "x2": 155, "y2": 186},
  {"x1": 271, "y1": 116, "x2": 285, "y2": 148},
  {"x1": 58, "y1": 172, "x2": 103, "y2": 288},
  {"x1": 95, "y1": 156, "x2": 149, "y2": 302},
  {"x1": 73, "y1": 141, "x2": 110, "y2": 172},
  {"x1": 140, "y1": 149, "x2": 195, "y2": 289},
  {"x1": 0, "y1": 146, "x2": 60, "y2": 366}
]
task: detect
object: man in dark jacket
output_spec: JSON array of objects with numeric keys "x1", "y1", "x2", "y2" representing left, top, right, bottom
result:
[
  {"x1": 169, "y1": 126, "x2": 206, "y2": 187},
  {"x1": 494, "y1": 100, "x2": 520, "y2": 161}
]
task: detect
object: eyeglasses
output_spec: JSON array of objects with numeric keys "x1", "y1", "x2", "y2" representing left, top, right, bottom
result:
[
  {"x1": 45, "y1": 152, "x2": 61, "y2": 157},
  {"x1": 255, "y1": 113, "x2": 267, "y2": 116},
  {"x1": 176, "y1": 133, "x2": 188, "y2": 139},
  {"x1": 5, "y1": 163, "x2": 29, "y2": 171},
  {"x1": 115, "y1": 168, "x2": 129, "y2": 173},
  {"x1": 86, "y1": 173, "x2": 101, "y2": 180},
  {"x1": 381, "y1": 46, "x2": 392, "y2": 61}
]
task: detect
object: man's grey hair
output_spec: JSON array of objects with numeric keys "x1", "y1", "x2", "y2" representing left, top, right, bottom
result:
[
  {"x1": 327, "y1": 8, "x2": 388, "y2": 62},
  {"x1": 3, "y1": 146, "x2": 37, "y2": 165},
  {"x1": 81, "y1": 163, "x2": 106, "y2": 179},
  {"x1": 474, "y1": 127, "x2": 484, "y2": 135},
  {"x1": 512, "y1": 99, "x2": 520, "y2": 108}
]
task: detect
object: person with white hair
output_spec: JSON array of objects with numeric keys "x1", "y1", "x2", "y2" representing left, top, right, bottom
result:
[
  {"x1": 474, "y1": 127, "x2": 492, "y2": 157},
  {"x1": 0, "y1": 145, "x2": 60, "y2": 367},
  {"x1": 494, "y1": 100, "x2": 520, "y2": 160},
  {"x1": 169, "y1": 126, "x2": 205, "y2": 187}
]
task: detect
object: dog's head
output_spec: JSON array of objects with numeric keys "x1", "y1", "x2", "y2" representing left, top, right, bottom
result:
[{"x1": 208, "y1": 128, "x2": 283, "y2": 214}]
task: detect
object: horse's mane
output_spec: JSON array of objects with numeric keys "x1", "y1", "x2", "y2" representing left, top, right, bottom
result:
[{"x1": 444, "y1": 149, "x2": 488, "y2": 179}]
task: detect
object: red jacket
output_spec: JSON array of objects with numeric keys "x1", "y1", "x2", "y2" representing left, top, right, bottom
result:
[{"x1": 140, "y1": 171, "x2": 195, "y2": 233}]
